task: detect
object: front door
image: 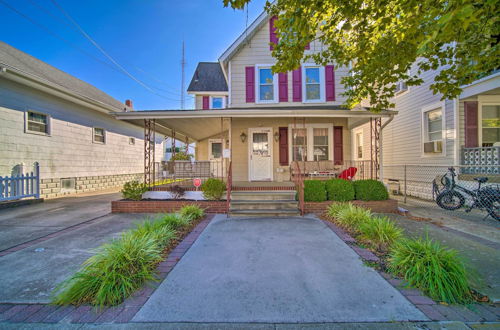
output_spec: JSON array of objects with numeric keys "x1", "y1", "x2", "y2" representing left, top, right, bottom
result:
[
  {"x1": 249, "y1": 128, "x2": 273, "y2": 181},
  {"x1": 208, "y1": 139, "x2": 224, "y2": 177}
]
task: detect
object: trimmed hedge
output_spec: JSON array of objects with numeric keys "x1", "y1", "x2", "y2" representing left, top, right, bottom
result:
[
  {"x1": 303, "y1": 180, "x2": 327, "y2": 202},
  {"x1": 353, "y1": 179, "x2": 389, "y2": 201},
  {"x1": 326, "y1": 179, "x2": 355, "y2": 201},
  {"x1": 201, "y1": 178, "x2": 225, "y2": 200}
]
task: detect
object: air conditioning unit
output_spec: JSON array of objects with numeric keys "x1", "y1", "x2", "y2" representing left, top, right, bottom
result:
[
  {"x1": 424, "y1": 140, "x2": 443, "y2": 153},
  {"x1": 395, "y1": 81, "x2": 408, "y2": 94}
]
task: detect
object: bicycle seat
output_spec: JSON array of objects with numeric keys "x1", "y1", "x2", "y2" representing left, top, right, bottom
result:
[{"x1": 474, "y1": 177, "x2": 488, "y2": 183}]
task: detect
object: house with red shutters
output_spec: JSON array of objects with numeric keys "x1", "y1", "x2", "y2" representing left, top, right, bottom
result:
[{"x1": 114, "y1": 10, "x2": 394, "y2": 189}]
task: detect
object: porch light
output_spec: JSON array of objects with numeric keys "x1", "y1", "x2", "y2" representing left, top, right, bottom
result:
[
  {"x1": 240, "y1": 132, "x2": 247, "y2": 143},
  {"x1": 274, "y1": 131, "x2": 280, "y2": 142}
]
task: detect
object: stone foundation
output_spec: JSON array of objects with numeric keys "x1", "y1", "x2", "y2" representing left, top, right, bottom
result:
[{"x1": 40, "y1": 173, "x2": 142, "y2": 199}]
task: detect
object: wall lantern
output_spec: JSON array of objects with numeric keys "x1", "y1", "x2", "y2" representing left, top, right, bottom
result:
[
  {"x1": 274, "y1": 131, "x2": 280, "y2": 142},
  {"x1": 240, "y1": 132, "x2": 247, "y2": 143}
]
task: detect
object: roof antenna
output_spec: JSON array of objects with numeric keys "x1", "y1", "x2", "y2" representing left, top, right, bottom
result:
[{"x1": 180, "y1": 39, "x2": 186, "y2": 110}]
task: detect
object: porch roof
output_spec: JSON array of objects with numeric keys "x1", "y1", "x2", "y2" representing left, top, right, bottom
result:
[{"x1": 112, "y1": 106, "x2": 396, "y2": 142}]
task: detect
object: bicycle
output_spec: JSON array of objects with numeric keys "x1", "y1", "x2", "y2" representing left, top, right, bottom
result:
[{"x1": 432, "y1": 167, "x2": 500, "y2": 221}]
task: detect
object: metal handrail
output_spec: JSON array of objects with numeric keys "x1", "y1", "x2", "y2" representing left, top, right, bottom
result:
[
  {"x1": 226, "y1": 161, "x2": 232, "y2": 216},
  {"x1": 292, "y1": 161, "x2": 305, "y2": 216}
]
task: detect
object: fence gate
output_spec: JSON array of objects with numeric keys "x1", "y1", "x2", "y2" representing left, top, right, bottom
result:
[{"x1": 0, "y1": 162, "x2": 40, "y2": 201}]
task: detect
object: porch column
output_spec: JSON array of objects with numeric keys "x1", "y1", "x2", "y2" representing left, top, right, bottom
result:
[{"x1": 144, "y1": 119, "x2": 156, "y2": 186}]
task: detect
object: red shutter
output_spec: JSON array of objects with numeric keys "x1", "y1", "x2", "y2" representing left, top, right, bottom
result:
[
  {"x1": 279, "y1": 127, "x2": 289, "y2": 165},
  {"x1": 245, "y1": 66, "x2": 255, "y2": 103},
  {"x1": 202, "y1": 96, "x2": 209, "y2": 110},
  {"x1": 325, "y1": 65, "x2": 335, "y2": 101},
  {"x1": 269, "y1": 16, "x2": 278, "y2": 50},
  {"x1": 305, "y1": 43, "x2": 310, "y2": 50},
  {"x1": 278, "y1": 72, "x2": 288, "y2": 102},
  {"x1": 292, "y1": 68, "x2": 302, "y2": 102},
  {"x1": 334, "y1": 126, "x2": 343, "y2": 165},
  {"x1": 464, "y1": 101, "x2": 479, "y2": 148}
]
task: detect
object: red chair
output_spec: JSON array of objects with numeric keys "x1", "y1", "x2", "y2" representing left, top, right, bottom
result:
[{"x1": 338, "y1": 167, "x2": 357, "y2": 180}]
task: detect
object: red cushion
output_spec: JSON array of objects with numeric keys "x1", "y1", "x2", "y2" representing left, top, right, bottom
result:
[{"x1": 338, "y1": 167, "x2": 357, "y2": 180}]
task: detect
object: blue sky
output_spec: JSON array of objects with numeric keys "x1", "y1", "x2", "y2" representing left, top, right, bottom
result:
[{"x1": 0, "y1": 0, "x2": 267, "y2": 109}]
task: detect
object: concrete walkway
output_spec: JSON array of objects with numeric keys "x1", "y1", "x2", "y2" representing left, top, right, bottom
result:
[{"x1": 134, "y1": 215, "x2": 426, "y2": 323}]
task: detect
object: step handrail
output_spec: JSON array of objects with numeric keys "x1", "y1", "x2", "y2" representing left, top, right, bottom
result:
[{"x1": 226, "y1": 160, "x2": 232, "y2": 216}]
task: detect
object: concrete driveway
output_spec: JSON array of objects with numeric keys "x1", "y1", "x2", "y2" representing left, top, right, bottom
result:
[
  {"x1": 0, "y1": 193, "x2": 148, "y2": 303},
  {"x1": 134, "y1": 215, "x2": 426, "y2": 323}
]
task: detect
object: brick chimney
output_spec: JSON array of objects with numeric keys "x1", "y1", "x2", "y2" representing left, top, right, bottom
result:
[{"x1": 125, "y1": 99, "x2": 133, "y2": 110}]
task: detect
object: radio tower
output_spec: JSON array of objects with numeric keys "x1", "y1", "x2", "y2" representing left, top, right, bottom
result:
[{"x1": 180, "y1": 40, "x2": 186, "y2": 109}]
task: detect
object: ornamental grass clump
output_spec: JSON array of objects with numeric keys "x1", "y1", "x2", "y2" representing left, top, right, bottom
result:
[
  {"x1": 335, "y1": 203, "x2": 372, "y2": 232},
  {"x1": 388, "y1": 237, "x2": 472, "y2": 304},
  {"x1": 132, "y1": 218, "x2": 176, "y2": 248},
  {"x1": 326, "y1": 202, "x2": 351, "y2": 219},
  {"x1": 52, "y1": 232, "x2": 162, "y2": 307},
  {"x1": 179, "y1": 204, "x2": 205, "y2": 221},
  {"x1": 160, "y1": 213, "x2": 191, "y2": 230},
  {"x1": 359, "y1": 216, "x2": 403, "y2": 252}
]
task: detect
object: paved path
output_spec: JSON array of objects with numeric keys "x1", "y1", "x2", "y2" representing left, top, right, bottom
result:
[
  {"x1": 0, "y1": 192, "x2": 148, "y2": 303},
  {"x1": 134, "y1": 215, "x2": 426, "y2": 323}
]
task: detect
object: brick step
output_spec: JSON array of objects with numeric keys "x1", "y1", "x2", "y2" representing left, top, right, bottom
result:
[{"x1": 229, "y1": 209, "x2": 301, "y2": 217}]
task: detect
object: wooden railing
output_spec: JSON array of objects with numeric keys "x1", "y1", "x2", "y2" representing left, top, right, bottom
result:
[
  {"x1": 226, "y1": 161, "x2": 232, "y2": 215},
  {"x1": 0, "y1": 162, "x2": 40, "y2": 201},
  {"x1": 292, "y1": 161, "x2": 305, "y2": 216}
]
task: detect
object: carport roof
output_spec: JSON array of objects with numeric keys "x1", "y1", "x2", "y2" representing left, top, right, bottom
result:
[{"x1": 112, "y1": 106, "x2": 396, "y2": 143}]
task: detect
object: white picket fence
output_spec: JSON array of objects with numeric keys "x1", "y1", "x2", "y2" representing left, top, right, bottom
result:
[{"x1": 0, "y1": 162, "x2": 40, "y2": 201}]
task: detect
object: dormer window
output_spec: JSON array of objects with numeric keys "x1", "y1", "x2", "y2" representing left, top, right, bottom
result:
[{"x1": 211, "y1": 96, "x2": 224, "y2": 109}]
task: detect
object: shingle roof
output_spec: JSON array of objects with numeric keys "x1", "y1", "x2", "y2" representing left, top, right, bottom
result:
[
  {"x1": 0, "y1": 41, "x2": 126, "y2": 111},
  {"x1": 187, "y1": 62, "x2": 228, "y2": 92}
]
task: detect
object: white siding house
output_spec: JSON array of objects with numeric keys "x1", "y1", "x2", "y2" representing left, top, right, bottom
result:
[{"x1": 0, "y1": 41, "x2": 163, "y2": 199}]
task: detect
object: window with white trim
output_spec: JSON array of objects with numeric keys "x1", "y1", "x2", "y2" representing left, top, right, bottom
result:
[
  {"x1": 26, "y1": 111, "x2": 50, "y2": 134},
  {"x1": 313, "y1": 128, "x2": 329, "y2": 161},
  {"x1": 425, "y1": 109, "x2": 443, "y2": 142},
  {"x1": 292, "y1": 128, "x2": 307, "y2": 161},
  {"x1": 481, "y1": 105, "x2": 500, "y2": 147},
  {"x1": 93, "y1": 127, "x2": 106, "y2": 144},
  {"x1": 256, "y1": 66, "x2": 277, "y2": 103},
  {"x1": 421, "y1": 103, "x2": 445, "y2": 155},
  {"x1": 355, "y1": 132, "x2": 363, "y2": 159},
  {"x1": 302, "y1": 65, "x2": 325, "y2": 102}
]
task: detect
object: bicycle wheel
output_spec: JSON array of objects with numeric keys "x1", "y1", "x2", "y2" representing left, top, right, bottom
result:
[
  {"x1": 436, "y1": 191, "x2": 465, "y2": 210},
  {"x1": 487, "y1": 200, "x2": 500, "y2": 221}
]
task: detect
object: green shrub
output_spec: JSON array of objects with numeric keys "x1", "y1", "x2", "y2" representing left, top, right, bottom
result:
[
  {"x1": 179, "y1": 204, "x2": 205, "y2": 221},
  {"x1": 359, "y1": 216, "x2": 403, "y2": 252},
  {"x1": 160, "y1": 213, "x2": 191, "y2": 230},
  {"x1": 303, "y1": 180, "x2": 327, "y2": 202},
  {"x1": 53, "y1": 232, "x2": 162, "y2": 307},
  {"x1": 335, "y1": 204, "x2": 372, "y2": 232},
  {"x1": 170, "y1": 152, "x2": 193, "y2": 161},
  {"x1": 121, "y1": 181, "x2": 148, "y2": 201},
  {"x1": 388, "y1": 237, "x2": 472, "y2": 304},
  {"x1": 325, "y1": 179, "x2": 355, "y2": 201},
  {"x1": 131, "y1": 218, "x2": 176, "y2": 248},
  {"x1": 201, "y1": 178, "x2": 226, "y2": 200},
  {"x1": 353, "y1": 179, "x2": 389, "y2": 201},
  {"x1": 326, "y1": 202, "x2": 351, "y2": 219}
]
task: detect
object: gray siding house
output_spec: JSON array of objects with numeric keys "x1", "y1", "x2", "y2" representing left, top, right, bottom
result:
[{"x1": 0, "y1": 41, "x2": 163, "y2": 199}]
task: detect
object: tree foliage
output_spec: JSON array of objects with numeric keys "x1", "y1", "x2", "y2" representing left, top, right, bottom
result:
[{"x1": 223, "y1": 0, "x2": 499, "y2": 111}]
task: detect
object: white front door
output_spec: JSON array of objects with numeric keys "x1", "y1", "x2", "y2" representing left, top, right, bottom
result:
[
  {"x1": 208, "y1": 139, "x2": 224, "y2": 177},
  {"x1": 248, "y1": 128, "x2": 273, "y2": 181}
]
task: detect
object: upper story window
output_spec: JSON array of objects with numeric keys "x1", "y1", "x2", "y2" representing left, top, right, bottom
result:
[
  {"x1": 421, "y1": 102, "x2": 445, "y2": 155},
  {"x1": 256, "y1": 65, "x2": 278, "y2": 103},
  {"x1": 25, "y1": 111, "x2": 50, "y2": 135},
  {"x1": 394, "y1": 81, "x2": 408, "y2": 95},
  {"x1": 302, "y1": 65, "x2": 325, "y2": 103},
  {"x1": 425, "y1": 109, "x2": 443, "y2": 142},
  {"x1": 93, "y1": 127, "x2": 106, "y2": 144},
  {"x1": 211, "y1": 96, "x2": 224, "y2": 109}
]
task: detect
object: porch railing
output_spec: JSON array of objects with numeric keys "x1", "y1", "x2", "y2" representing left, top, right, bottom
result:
[
  {"x1": 226, "y1": 161, "x2": 232, "y2": 215},
  {"x1": 290, "y1": 160, "x2": 376, "y2": 180},
  {"x1": 292, "y1": 161, "x2": 305, "y2": 216},
  {"x1": 152, "y1": 160, "x2": 226, "y2": 190},
  {"x1": 461, "y1": 146, "x2": 500, "y2": 175},
  {"x1": 0, "y1": 162, "x2": 40, "y2": 201}
]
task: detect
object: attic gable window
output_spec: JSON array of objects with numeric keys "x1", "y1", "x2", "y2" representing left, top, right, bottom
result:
[
  {"x1": 211, "y1": 96, "x2": 224, "y2": 109},
  {"x1": 256, "y1": 65, "x2": 278, "y2": 103}
]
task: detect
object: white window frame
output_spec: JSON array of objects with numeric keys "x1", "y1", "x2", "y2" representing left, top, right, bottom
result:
[
  {"x1": 24, "y1": 110, "x2": 51, "y2": 136},
  {"x1": 394, "y1": 81, "x2": 409, "y2": 97},
  {"x1": 352, "y1": 128, "x2": 364, "y2": 160},
  {"x1": 421, "y1": 101, "x2": 446, "y2": 157},
  {"x1": 477, "y1": 95, "x2": 500, "y2": 147},
  {"x1": 93, "y1": 127, "x2": 106, "y2": 144},
  {"x1": 287, "y1": 124, "x2": 333, "y2": 163},
  {"x1": 208, "y1": 139, "x2": 223, "y2": 160},
  {"x1": 210, "y1": 96, "x2": 226, "y2": 109},
  {"x1": 302, "y1": 64, "x2": 325, "y2": 103},
  {"x1": 255, "y1": 64, "x2": 278, "y2": 104}
]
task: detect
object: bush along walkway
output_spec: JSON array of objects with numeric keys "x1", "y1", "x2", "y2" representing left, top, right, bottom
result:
[
  {"x1": 0, "y1": 206, "x2": 215, "y2": 324},
  {"x1": 321, "y1": 203, "x2": 500, "y2": 323}
]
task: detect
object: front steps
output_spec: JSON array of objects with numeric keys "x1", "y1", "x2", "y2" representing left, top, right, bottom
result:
[{"x1": 229, "y1": 190, "x2": 300, "y2": 217}]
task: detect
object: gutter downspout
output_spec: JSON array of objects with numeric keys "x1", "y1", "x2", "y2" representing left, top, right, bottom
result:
[{"x1": 379, "y1": 114, "x2": 395, "y2": 183}]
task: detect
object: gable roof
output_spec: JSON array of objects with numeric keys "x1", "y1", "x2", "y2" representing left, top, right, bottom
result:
[
  {"x1": 218, "y1": 10, "x2": 269, "y2": 64},
  {"x1": 187, "y1": 62, "x2": 228, "y2": 92},
  {"x1": 0, "y1": 41, "x2": 126, "y2": 111}
]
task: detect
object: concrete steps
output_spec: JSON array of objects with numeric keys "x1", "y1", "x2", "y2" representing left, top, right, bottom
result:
[{"x1": 229, "y1": 190, "x2": 299, "y2": 217}]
